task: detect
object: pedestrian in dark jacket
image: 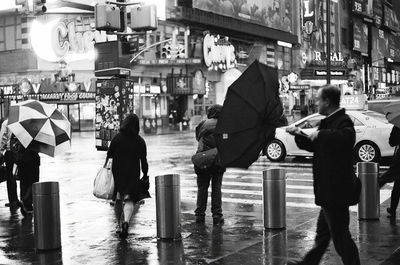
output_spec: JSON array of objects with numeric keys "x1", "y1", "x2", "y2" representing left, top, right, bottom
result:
[
  {"x1": 10, "y1": 134, "x2": 40, "y2": 217},
  {"x1": 194, "y1": 104, "x2": 225, "y2": 225},
  {"x1": 287, "y1": 85, "x2": 360, "y2": 265},
  {"x1": 104, "y1": 114, "x2": 149, "y2": 238},
  {"x1": 379, "y1": 125, "x2": 400, "y2": 219}
]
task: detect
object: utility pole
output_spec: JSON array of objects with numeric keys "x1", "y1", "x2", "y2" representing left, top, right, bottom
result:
[{"x1": 326, "y1": 0, "x2": 331, "y2": 84}]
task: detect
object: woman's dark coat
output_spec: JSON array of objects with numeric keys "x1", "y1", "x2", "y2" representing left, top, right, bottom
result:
[
  {"x1": 107, "y1": 131, "x2": 148, "y2": 202},
  {"x1": 295, "y1": 108, "x2": 356, "y2": 208}
]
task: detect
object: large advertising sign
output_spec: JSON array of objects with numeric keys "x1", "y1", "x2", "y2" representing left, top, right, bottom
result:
[
  {"x1": 353, "y1": 18, "x2": 368, "y2": 55},
  {"x1": 193, "y1": 0, "x2": 295, "y2": 33},
  {"x1": 371, "y1": 27, "x2": 389, "y2": 63},
  {"x1": 31, "y1": 16, "x2": 116, "y2": 63}
]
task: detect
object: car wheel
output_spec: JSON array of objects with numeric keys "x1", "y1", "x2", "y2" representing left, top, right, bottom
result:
[
  {"x1": 265, "y1": 139, "x2": 286, "y2": 162},
  {"x1": 355, "y1": 141, "x2": 380, "y2": 162}
]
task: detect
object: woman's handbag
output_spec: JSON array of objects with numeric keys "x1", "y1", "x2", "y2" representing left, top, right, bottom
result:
[
  {"x1": 93, "y1": 160, "x2": 114, "y2": 200},
  {"x1": 191, "y1": 148, "x2": 218, "y2": 169}
]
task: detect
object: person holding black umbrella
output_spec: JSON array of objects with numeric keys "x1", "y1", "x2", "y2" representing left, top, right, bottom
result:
[
  {"x1": 193, "y1": 104, "x2": 225, "y2": 225},
  {"x1": 286, "y1": 85, "x2": 360, "y2": 265}
]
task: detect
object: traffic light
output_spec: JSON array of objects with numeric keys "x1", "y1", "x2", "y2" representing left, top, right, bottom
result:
[
  {"x1": 160, "y1": 44, "x2": 171, "y2": 59},
  {"x1": 95, "y1": 4, "x2": 121, "y2": 31},
  {"x1": 15, "y1": 0, "x2": 30, "y2": 14},
  {"x1": 131, "y1": 5, "x2": 158, "y2": 31},
  {"x1": 33, "y1": 0, "x2": 47, "y2": 15}
]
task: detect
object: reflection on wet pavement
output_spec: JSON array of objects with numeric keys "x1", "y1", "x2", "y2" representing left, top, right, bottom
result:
[{"x1": 0, "y1": 132, "x2": 398, "y2": 264}]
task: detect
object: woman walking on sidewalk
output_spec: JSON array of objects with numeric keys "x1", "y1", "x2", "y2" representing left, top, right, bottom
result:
[{"x1": 104, "y1": 114, "x2": 149, "y2": 239}]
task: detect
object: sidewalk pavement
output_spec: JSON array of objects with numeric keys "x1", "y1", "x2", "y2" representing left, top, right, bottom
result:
[
  {"x1": 0, "y1": 131, "x2": 399, "y2": 264},
  {"x1": 0, "y1": 190, "x2": 399, "y2": 264}
]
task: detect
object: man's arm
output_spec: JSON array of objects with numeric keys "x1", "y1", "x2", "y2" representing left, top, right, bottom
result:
[
  {"x1": 389, "y1": 126, "x2": 400, "y2": 147},
  {"x1": 0, "y1": 122, "x2": 9, "y2": 153},
  {"x1": 286, "y1": 127, "x2": 314, "y2": 152}
]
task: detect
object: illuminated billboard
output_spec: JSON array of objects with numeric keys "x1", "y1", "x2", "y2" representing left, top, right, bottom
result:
[{"x1": 192, "y1": 0, "x2": 295, "y2": 33}]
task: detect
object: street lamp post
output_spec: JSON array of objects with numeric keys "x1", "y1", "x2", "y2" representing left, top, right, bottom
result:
[{"x1": 326, "y1": 0, "x2": 331, "y2": 84}]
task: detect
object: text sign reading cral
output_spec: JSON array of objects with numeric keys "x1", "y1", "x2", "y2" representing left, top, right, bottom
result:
[{"x1": 203, "y1": 33, "x2": 237, "y2": 72}]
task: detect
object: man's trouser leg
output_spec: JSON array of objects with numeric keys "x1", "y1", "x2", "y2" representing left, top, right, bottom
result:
[
  {"x1": 5, "y1": 151, "x2": 17, "y2": 204},
  {"x1": 324, "y1": 207, "x2": 360, "y2": 265},
  {"x1": 301, "y1": 209, "x2": 331, "y2": 265}
]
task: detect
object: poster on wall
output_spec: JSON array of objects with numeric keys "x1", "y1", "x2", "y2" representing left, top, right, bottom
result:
[
  {"x1": 95, "y1": 79, "x2": 134, "y2": 150},
  {"x1": 353, "y1": 18, "x2": 368, "y2": 55},
  {"x1": 192, "y1": 0, "x2": 295, "y2": 33}
]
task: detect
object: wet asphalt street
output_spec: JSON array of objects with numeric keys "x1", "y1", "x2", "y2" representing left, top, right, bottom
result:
[{"x1": 0, "y1": 131, "x2": 399, "y2": 264}]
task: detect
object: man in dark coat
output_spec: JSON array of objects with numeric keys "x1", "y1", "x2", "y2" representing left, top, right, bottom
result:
[
  {"x1": 194, "y1": 104, "x2": 225, "y2": 225},
  {"x1": 379, "y1": 125, "x2": 400, "y2": 219},
  {"x1": 287, "y1": 85, "x2": 360, "y2": 265}
]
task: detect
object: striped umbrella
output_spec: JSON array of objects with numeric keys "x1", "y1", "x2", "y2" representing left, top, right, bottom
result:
[{"x1": 8, "y1": 99, "x2": 71, "y2": 157}]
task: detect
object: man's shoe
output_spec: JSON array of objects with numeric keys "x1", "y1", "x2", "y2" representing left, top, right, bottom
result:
[
  {"x1": 387, "y1": 208, "x2": 396, "y2": 218},
  {"x1": 195, "y1": 216, "x2": 205, "y2": 224},
  {"x1": 213, "y1": 217, "x2": 224, "y2": 225},
  {"x1": 19, "y1": 201, "x2": 27, "y2": 217},
  {"x1": 119, "y1": 222, "x2": 129, "y2": 239},
  {"x1": 5, "y1": 201, "x2": 20, "y2": 208}
]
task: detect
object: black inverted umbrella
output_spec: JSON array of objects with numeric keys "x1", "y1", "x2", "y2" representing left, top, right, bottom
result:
[{"x1": 215, "y1": 60, "x2": 284, "y2": 168}]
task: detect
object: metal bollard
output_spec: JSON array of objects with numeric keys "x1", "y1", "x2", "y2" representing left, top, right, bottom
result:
[
  {"x1": 357, "y1": 162, "x2": 380, "y2": 220},
  {"x1": 32, "y1": 182, "x2": 61, "y2": 251},
  {"x1": 155, "y1": 174, "x2": 181, "y2": 240},
  {"x1": 263, "y1": 168, "x2": 286, "y2": 229}
]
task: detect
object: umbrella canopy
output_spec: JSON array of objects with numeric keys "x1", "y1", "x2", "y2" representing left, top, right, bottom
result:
[
  {"x1": 215, "y1": 60, "x2": 284, "y2": 168},
  {"x1": 8, "y1": 99, "x2": 71, "y2": 157},
  {"x1": 384, "y1": 101, "x2": 400, "y2": 128}
]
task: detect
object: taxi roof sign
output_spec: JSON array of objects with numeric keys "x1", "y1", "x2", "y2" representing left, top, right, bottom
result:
[{"x1": 340, "y1": 94, "x2": 367, "y2": 110}]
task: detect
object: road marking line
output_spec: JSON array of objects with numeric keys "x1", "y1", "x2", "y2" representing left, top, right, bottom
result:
[
  {"x1": 221, "y1": 182, "x2": 314, "y2": 190},
  {"x1": 181, "y1": 187, "x2": 315, "y2": 198},
  {"x1": 180, "y1": 194, "x2": 318, "y2": 208}
]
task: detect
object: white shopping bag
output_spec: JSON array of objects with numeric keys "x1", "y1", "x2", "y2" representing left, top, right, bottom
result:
[{"x1": 93, "y1": 160, "x2": 114, "y2": 200}]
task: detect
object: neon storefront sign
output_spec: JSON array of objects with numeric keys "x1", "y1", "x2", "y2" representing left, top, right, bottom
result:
[
  {"x1": 203, "y1": 33, "x2": 237, "y2": 72},
  {"x1": 31, "y1": 18, "x2": 117, "y2": 62}
]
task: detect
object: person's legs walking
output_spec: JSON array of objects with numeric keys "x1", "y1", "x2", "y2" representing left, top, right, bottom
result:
[
  {"x1": 324, "y1": 207, "x2": 360, "y2": 265},
  {"x1": 211, "y1": 172, "x2": 223, "y2": 224},
  {"x1": 195, "y1": 169, "x2": 211, "y2": 223},
  {"x1": 119, "y1": 196, "x2": 134, "y2": 239},
  {"x1": 4, "y1": 151, "x2": 18, "y2": 206},
  {"x1": 389, "y1": 178, "x2": 400, "y2": 216},
  {"x1": 300, "y1": 209, "x2": 332, "y2": 265}
]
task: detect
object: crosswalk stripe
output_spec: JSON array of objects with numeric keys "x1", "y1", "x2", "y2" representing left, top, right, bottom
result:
[
  {"x1": 181, "y1": 187, "x2": 315, "y2": 198},
  {"x1": 221, "y1": 182, "x2": 314, "y2": 190},
  {"x1": 180, "y1": 194, "x2": 319, "y2": 208}
]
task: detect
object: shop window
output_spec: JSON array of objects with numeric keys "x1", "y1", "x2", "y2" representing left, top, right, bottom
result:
[{"x1": 80, "y1": 103, "x2": 95, "y2": 131}]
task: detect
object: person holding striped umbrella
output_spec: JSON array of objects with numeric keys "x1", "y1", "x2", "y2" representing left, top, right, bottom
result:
[{"x1": 7, "y1": 99, "x2": 71, "y2": 216}]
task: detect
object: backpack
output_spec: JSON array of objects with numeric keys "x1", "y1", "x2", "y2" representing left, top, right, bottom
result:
[{"x1": 10, "y1": 135, "x2": 24, "y2": 162}]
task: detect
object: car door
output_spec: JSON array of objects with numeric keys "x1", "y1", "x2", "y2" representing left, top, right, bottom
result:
[
  {"x1": 287, "y1": 114, "x2": 324, "y2": 156},
  {"x1": 347, "y1": 113, "x2": 366, "y2": 141}
]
